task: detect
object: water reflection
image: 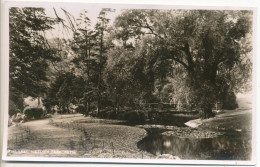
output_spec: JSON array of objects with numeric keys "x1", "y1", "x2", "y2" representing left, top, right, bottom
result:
[{"x1": 138, "y1": 129, "x2": 251, "y2": 160}]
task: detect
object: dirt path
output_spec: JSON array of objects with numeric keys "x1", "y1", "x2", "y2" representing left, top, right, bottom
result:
[
  {"x1": 7, "y1": 95, "x2": 252, "y2": 159},
  {"x1": 7, "y1": 118, "x2": 84, "y2": 157},
  {"x1": 7, "y1": 115, "x2": 151, "y2": 158}
]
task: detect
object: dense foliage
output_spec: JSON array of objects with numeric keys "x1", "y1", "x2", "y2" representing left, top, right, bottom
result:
[
  {"x1": 111, "y1": 10, "x2": 252, "y2": 117},
  {"x1": 24, "y1": 108, "x2": 44, "y2": 119},
  {"x1": 9, "y1": 7, "x2": 60, "y2": 113},
  {"x1": 9, "y1": 8, "x2": 253, "y2": 119}
]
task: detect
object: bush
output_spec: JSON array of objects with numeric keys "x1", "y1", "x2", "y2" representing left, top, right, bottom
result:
[
  {"x1": 125, "y1": 111, "x2": 139, "y2": 122},
  {"x1": 222, "y1": 91, "x2": 238, "y2": 110},
  {"x1": 138, "y1": 111, "x2": 146, "y2": 122},
  {"x1": 107, "y1": 110, "x2": 118, "y2": 119},
  {"x1": 24, "y1": 108, "x2": 44, "y2": 120},
  {"x1": 10, "y1": 113, "x2": 27, "y2": 123},
  {"x1": 123, "y1": 110, "x2": 146, "y2": 123},
  {"x1": 9, "y1": 109, "x2": 21, "y2": 117},
  {"x1": 76, "y1": 105, "x2": 87, "y2": 115},
  {"x1": 98, "y1": 107, "x2": 116, "y2": 119},
  {"x1": 198, "y1": 109, "x2": 216, "y2": 118}
]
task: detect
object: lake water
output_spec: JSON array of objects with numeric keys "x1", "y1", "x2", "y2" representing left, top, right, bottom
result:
[
  {"x1": 138, "y1": 128, "x2": 252, "y2": 160},
  {"x1": 75, "y1": 112, "x2": 252, "y2": 160}
]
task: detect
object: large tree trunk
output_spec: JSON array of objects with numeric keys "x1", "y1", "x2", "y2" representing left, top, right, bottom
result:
[{"x1": 188, "y1": 69, "x2": 217, "y2": 119}]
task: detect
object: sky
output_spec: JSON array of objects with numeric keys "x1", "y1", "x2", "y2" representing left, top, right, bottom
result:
[
  {"x1": 43, "y1": 3, "x2": 122, "y2": 39},
  {"x1": 6, "y1": 2, "x2": 256, "y2": 39}
]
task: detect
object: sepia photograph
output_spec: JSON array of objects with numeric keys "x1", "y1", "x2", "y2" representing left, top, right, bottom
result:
[{"x1": 1, "y1": 1, "x2": 256, "y2": 165}]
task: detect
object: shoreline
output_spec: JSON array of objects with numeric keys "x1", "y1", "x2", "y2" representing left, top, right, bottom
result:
[{"x1": 6, "y1": 105, "x2": 252, "y2": 159}]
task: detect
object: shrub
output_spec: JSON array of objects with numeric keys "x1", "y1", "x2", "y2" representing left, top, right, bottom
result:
[
  {"x1": 24, "y1": 108, "x2": 44, "y2": 120},
  {"x1": 125, "y1": 111, "x2": 138, "y2": 122},
  {"x1": 56, "y1": 109, "x2": 62, "y2": 114},
  {"x1": 222, "y1": 91, "x2": 238, "y2": 110},
  {"x1": 123, "y1": 110, "x2": 146, "y2": 123},
  {"x1": 138, "y1": 111, "x2": 146, "y2": 122},
  {"x1": 198, "y1": 109, "x2": 216, "y2": 118},
  {"x1": 99, "y1": 107, "x2": 116, "y2": 119},
  {"x1": 107, "y1": 110, "x2": 118, "y2": 119},
  {"x1": 9, "y1": 109, "x2": 21, "y2": 117},
  {"x1": 10, "y1": 113, "x2": 27, "y2": 122},
  {"x1": 76, "y1": 105, "x2": 87, "y2": 115}
]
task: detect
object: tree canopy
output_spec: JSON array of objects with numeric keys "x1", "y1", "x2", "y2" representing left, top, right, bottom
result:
[
  {"x1": 9, "y1": 8, "x2": 253, "y2": 119},
  {"x1": 9, "y1": 7, "x2": 60, "y2": 111},
  {"x1": 112, "y1": 10, "x2": 252, "y2": 117}
]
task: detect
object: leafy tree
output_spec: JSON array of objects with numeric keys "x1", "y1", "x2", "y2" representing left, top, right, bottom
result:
[
  {"x1": 94, "y1": 8, "x2": 115, "y2": 115},
  {"x1": 114, "y1": 10, "x2": 252, "y2": 118},
  {"x1": 104, "y1": 46, "x2": 137, "y2": 111},
  {"x1": 9, "y1": 7, "x2": 59, "y2": 111},
  {"x1": 68, "y1": 9, "x2": 114, "y2": 116},
  {"x1": 70, "y1": 10, "x2": 98, "y2": 115},
  {"x1": 44, "y1": 72, "x2": 85, "y2": 113}
]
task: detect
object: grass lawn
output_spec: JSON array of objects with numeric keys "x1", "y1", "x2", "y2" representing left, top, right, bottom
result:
[{"x1": 7, "y1": 114, "x2": 155, "y2": 158}]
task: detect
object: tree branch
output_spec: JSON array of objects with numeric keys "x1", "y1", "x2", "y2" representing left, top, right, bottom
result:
[
  {"x1": 133, "y1": 18, "x2": 164, "y2": 40},
  {"x1": 181, "y1": 42, "x2": 194, "y2": 70},
  {"x1": 171, "y1": 57, "x2": 190, "y2": 70},
  {"x1": 161, "y1": 54, "x2": 189, "y2": 70}
]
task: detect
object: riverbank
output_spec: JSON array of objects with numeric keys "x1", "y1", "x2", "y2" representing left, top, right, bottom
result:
[
  {"x1": 7, "y1": 109, "x2": 251, "y2": 160},
  {"x1": 6, "y1": 94, "x2": 252, "y2": 159},
  {"x1": 185, "y1": 93, "x2": 252, "y2": 134},
  {"x1": 137, "y1": 109, "x2": 252, "y2": 160}
]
